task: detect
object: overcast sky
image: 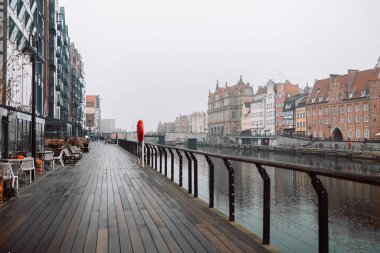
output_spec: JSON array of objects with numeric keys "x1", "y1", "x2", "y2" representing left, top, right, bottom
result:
[{"x1": 59, "y1": 0, "x2": 380, "y2": 131}]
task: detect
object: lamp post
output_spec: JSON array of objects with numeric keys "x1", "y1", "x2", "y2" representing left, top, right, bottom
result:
[{"x1": 22, "y1": 41, "x2": 45, "y2": 173}]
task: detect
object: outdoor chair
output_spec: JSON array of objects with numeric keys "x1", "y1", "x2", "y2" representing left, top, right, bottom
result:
[
  {"x1": 63, "y1": 148, "x2": 77, "y2": 164},
  {"x1": 54, "y1": 149, "x2": 64, "y2": 167},
  {"x1": 69, "y1": 146, "x2": 82, "y2": 159},
  {"x1": 20, "y1": 158, "x2": 35, "y2": 183},
  {"x1": 0, "y1": 163, "x2": 18, "y2": 191},
  {"x1": 42, "y1": 152, "x2": 55, "y2": 170}
]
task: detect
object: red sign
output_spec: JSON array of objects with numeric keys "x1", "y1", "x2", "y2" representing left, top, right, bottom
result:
[
  {"x1": 115, "y1": 132, "x2": 118, "y2": 140},
  {"x1": 137, "y1": 120, "x2": 144, "y2": 143}
]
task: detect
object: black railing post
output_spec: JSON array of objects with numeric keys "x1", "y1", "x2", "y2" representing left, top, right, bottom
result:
[
  {"x1": 158, "y1": 147, "x2": 163, "y2": 173},
  {"x1": 163, "y1": 147, "x2": 168, "y2": 177},
  {"x1": 184, "y1": 151, "x2": 192, "y2": 194},
  {"x1": 153, "y1": 146, "x2": 158, "y2": 170},
  {"x1": 176, "y1": 149, "x2": 183, "y2": 187},
  {"x1": 256, "y1": 164, "x2": 271, "y2": 245},
  {"x1": 168, "y1": 148, "x2": 174, "y2": 182},
  {"x1": 205, "y1": 155, "x2": 214, "y2": 208},
  {"x1": 309, "y1": 174, "x2": 329, "y2": 253},
  {"x1": 146, "y1": 144, "x2": 151, "y2": 166},
  {"x1": 223, "y1": 159, "x2": 235, "y2": 221},
  {"x1": 190, "y1": 153, "x2": 198, "y2": 198},
  {"x1": 151, "y1": 145, "x2": 154, "y2": 167}
]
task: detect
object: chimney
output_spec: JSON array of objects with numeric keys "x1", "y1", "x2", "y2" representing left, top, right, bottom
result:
[
  {"x1": 347, "y1": 69, "x2": 358, "y2": 89},
  {"x1": 329, "y1": 74, "x2": 339, "y2": 83}
]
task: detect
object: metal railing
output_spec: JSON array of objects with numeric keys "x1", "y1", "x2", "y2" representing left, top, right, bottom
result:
[{"x1": 118, "y1": 139, "x2": 380, "y2": 253}]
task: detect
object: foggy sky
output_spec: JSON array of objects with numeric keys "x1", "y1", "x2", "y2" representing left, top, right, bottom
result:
[{"x1": 59, "y1": 0, "x2": 380, "y2": 131}]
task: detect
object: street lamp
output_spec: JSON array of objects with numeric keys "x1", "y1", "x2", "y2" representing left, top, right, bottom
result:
[{"x1": 22, "y1": 41, "x2": 45, "y2": 174}]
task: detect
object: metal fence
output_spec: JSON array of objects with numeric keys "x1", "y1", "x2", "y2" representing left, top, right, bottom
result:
[{"x1": 118, "y1": 139, "x2": 380, "y2": 253}]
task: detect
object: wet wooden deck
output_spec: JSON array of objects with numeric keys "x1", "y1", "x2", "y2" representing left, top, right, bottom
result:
[{"x1": 0, "y1": 142, "x2": 270, "y2": 253}]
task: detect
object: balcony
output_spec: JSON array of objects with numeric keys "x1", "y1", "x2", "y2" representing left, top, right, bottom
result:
[
  {"x1": 55, "y1": 81, "x2": 61, "y2": 91},
  {"x1": 56, "y1": 51, "x2": 61, "y2": 58}
]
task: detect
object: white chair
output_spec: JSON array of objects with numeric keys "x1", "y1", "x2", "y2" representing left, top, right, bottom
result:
[
  {"x1": 20, "y1": 158, "x2": 36, "y2": 183},
  {"x1": 43, "y1": 152, "x2": 55, "y2": 170},
  {"x1": 0, "y1": 163, "x2": 18, "y2": 191},
  {"x1": 54, "y1": 149, "x2": 64, "y2": 167}
]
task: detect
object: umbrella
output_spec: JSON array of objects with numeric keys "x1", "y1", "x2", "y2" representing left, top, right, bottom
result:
[{"x1": 376, "y1": 132, "x2": 380, "y2": 136}]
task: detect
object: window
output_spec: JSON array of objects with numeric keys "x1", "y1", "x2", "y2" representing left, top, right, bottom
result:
[
  {"x1": 316, "y1": 88, "x2": 320, "y2": 93},
  {"x1": 356, "y1": 130, "x2": 360, "y2": 138},
  {"x1": 319, "y1": 119, "x2": 323, "y2": 125},
  {"x1": 332, "y1": 108, "x2": 336, "y2": 114},
  {"x1": 325, "y1": 118, "x2": 329, "y2": 124},
  {"x1": 232, "y1": 111, "x2": 236, "y2": 119},
  {"x1": 340, "y1": 117, "x2": 344, "y2": 123},
  {"x1": 312, "y1": 98, "x2": 315, "y2": 103},
  {"x1": 356, "y1": 116, "x2": 360, "y2": 123},
  {"x1": 355, "y1": 105, "x2": 360, "y2": 112},
  {"x1": 348, "y1": 107, "x2": 352, "y2": 112},
  {"x1": 364, "y1": 104, "x2": 369, "y2": 111},
  {"x1": 319, "y1": 97, "x2": 323, "y2": 102},
  {"x1": 319, "y1": 109, "x2": 322, "y2": 115},
  {"x1": 348, "y1": 117, "x2": 352, "y2": 123},
  {"x1": 348, "y1": 92, "x2": 354, "y2": 98},
  {"x1": 340, "y1": 107, "x2": 344, "y2": 113},
  {"x1": 313, "y1": 120, "x2": 316, "y2": 126},
  {"x1": 361, "y1": 90, "x2": 366, "y2": 97},
  {"x1": 348, "y1": 130, "x2": 353, "y2": 138},
  {"x1": 332, "y1": 117, "x2": 336, "y2": 124},
  {"x1": 325, "y1": 109, "x2": 329, "y2": 115},
  {"x1": 364, "y1": 130, "x2": 369, "y2": 138},
  {"x1": 313, "y1": 110, "x2": 316, "y2": 115}
]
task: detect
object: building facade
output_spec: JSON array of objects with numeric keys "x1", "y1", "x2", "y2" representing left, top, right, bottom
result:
[
  {"x1": 306, "y1": 66, "x2": 380, "y2": 141},
  {"x1": 0, "y1": 0, "x2": 46, "y2": 157},
  {"x1": 208, "y1": 76, "x2": 253, "y2": 136},
  {"x1": 174, "y1": 115, "x2": 190, "y2": 133},
  {"x1": 85, "y1": 95, "x2": 101, "y2": 137},
  {"x1": 189, "y1": 111, "x2": 208, "y2": 133},
  {"x1": 295, "y1": 97, "x2": 307, "y2": 137},
  {"x1": 100, "y1": 119, "x2": 116, "y2": 134},
  {"x1": 251, "y1": 86, "x2": 266, "y2": 135},
  {"x1": 241, "y1": 102, "x2": 251, "y2": 132},
  {"x1": 275, "y1": 81, "x2": 301, "y2": 135}
]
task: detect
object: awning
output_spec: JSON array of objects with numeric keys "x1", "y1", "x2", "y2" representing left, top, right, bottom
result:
[{"x1": 375, "y1": 132, "x2": 380, "y2": 136}]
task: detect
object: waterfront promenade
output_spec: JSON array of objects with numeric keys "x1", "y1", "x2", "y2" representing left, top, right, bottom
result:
[{"x1": 0, "y1": 142, "x2": 271, "y2": 253}]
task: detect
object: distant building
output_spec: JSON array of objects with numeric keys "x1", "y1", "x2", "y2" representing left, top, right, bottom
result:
[
  {"x1": 251, "y1": 86, "x2": 267, "y2": 135},
  {"x1": 275, "y1": 81, "x2": 301, "y2": 134},
  {"x1": 157, "y1": 122, "x2": 175, "y2": 133},
  {"x1": 306, "y1": 65, "x2": 380, "y2": 141},
  {"x1": 175, "y1": 115, "x2": 190, "y2": 133},
  {"x1": 241, "y1": 102, "x2": 251, "y2": 132},
  {"x1": 295, "y1": 96, "x2": 307, "y2": 137},
  {"x1": 100, "y1": 119, "x2": 116, "y2": 134},
  {"x1": 208, "y1": 76, "x2": 254, "y2": 136},
  {"x1": 283, "y1": 94, "x2": 307, "y2": 135},
  {"x1": 189, "y1": 111, "x2": 208, "y2": 133},
  {"x1": 85, "y1": 95, "x2": 101, "y2": 136}
]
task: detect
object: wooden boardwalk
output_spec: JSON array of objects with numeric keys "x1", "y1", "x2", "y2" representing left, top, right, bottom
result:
[{"x1": 0, "y1": 143, "x2": 271, "y2": 253}]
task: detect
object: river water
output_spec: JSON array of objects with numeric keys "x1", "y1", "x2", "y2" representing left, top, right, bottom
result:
[{"x1": 156, "y1": 145, "x2": 380, "y2": 253}]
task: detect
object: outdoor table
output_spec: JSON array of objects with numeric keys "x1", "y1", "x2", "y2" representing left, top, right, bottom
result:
[{"x1": 0, "y1": 158, "x2": 35, "y2": 183}]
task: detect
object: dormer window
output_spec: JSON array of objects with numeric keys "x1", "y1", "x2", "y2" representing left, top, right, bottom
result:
[
  {"x1": 312, "y1": 98, "x2": 315, "y2": 103},
  {"x1": 361, "y1": 90, "x2": 366, "y2": 97},
  {"x1": 319, "y1": 97, "x2": 323, "y2": 102},
  {"x1": 316, "y1": 88, "x2": 321, "y2": 93},
  {"x1": 348, "y1": 92, "x2": 354, "y2": 98}
]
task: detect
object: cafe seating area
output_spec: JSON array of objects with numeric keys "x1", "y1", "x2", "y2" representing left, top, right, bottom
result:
[{"x1": 0, "y1": 137, "x2": 90, "y2": 206}]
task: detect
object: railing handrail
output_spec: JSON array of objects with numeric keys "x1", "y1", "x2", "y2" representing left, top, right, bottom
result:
[{"x1": 140, "y1": 141, "x2": 380, "y2": 186}]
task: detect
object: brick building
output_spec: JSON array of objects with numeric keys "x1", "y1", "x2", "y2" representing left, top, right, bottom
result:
[{"x1": 306, "y1": 66, "x2": 380, "y2": 141}]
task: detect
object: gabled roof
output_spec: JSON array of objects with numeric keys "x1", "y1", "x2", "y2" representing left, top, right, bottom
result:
[
  {"x1": 307, "y1": 78, "x2": 330, "y2": 104},
  {"x1": 256, "y1": 86, "x2": 267, "y2": 94},
  {"x1": 348, "y1": 68, "x2": 380, "y2": 99}
]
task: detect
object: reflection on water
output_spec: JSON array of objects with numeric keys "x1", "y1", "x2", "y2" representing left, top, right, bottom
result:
[{"x1": 165, "y1": 146, "x2": 380, "y2": 253}]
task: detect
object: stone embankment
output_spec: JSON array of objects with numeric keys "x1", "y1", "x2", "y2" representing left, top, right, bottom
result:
[{"x1": 205, "y1": 142, "x2": 380, "y2": 161}]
